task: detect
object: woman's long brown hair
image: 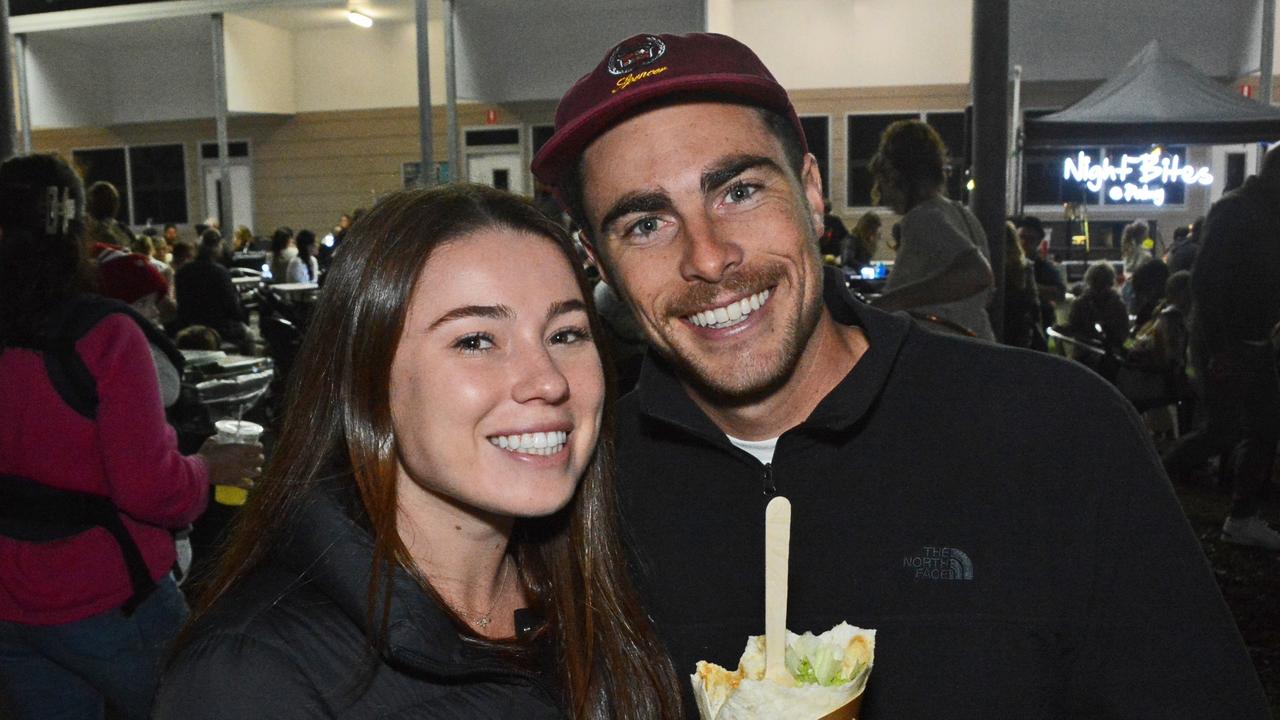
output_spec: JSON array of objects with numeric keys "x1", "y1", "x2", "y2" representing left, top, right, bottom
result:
[{"x1": 181, "y1": 184, "x2": 681, "y2": 719}]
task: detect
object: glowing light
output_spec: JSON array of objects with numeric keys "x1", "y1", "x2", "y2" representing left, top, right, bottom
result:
[
  {"x1": 1063, "y1": 149, "x2": 1210, "y2": 206},
  {"x1": 347, "y1": 10, "x2": 373, "y2": 27},
  {"x1": 965, "y1": 179, "x2": 976, "y2": 191}
]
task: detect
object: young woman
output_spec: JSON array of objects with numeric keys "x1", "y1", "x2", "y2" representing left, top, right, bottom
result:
[
  {"x1": 284, "y1": 229, "x2": 319, "y2": 283},
  {"x1": 154, "y1": 185, "x2": 681, "y2": 719}
]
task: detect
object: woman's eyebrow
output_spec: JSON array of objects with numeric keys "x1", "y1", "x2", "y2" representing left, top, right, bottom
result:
[
  {"x1": 429, "y1": 304, "x2": 514, "y2": 330},
  {"x1": 546, "y1": 299, "x2": 588, "y2": 322}
]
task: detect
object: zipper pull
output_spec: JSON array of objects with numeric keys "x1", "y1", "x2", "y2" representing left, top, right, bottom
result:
[{"x1": 762, "y1": 463, "x2": 776, "y2": 496}]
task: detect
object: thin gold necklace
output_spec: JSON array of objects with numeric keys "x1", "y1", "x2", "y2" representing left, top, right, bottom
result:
[{"x1": 467, "y1": 556, "x2": 512, "y2": 631}]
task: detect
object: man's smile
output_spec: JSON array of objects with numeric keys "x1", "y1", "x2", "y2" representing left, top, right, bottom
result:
[{"x1": 683, "y1": 287, "x2": 773, "y2": 329}]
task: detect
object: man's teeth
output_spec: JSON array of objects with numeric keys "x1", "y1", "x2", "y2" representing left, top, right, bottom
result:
[
  {"x1": 687, "y1": 288, "x2": 771, "y2": 329},
  {"x1": 489, "y1": 431, "x2": 568, "y2": 455}
]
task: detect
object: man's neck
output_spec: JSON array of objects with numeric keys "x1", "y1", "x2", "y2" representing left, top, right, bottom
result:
[{"x1": 685, "y1": 311, "x2": 869, "y2": 441}]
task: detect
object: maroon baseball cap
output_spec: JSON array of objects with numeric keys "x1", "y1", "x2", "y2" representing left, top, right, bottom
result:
[{"x1": 531, "y1": 32, "x2": 807, "y2": 190}]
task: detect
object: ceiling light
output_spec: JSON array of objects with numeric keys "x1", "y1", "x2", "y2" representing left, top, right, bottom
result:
[{"x1": 347, "y1": 10, "x2": 373, "y2": 27}]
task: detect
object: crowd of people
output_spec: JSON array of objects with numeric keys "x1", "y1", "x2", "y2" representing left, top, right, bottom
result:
[{"x1": 0, "y1": 29, "x2": 1275, "y2": 720}]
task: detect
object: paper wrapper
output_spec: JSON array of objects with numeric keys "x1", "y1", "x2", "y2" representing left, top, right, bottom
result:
[{"x1": 691, "y1": 623, "x2": 875, "y2": 720}]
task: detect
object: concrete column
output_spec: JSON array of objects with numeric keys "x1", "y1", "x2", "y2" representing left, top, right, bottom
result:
[
  {"x1": 211, "y1": 13, "x2": 232, "y2": 230},
  {"x1": 443, "y1": 0, "x2": 459, "y2": 183},
  {"x1": 0, "y1": 0, "x2": 16, "y2": 160},
  {"x1": 415, "y1": 0, "x2": 435, "y2": 187},
  {"x1": 971, "y1": 0, "x2": 1010, "y2": 341}
]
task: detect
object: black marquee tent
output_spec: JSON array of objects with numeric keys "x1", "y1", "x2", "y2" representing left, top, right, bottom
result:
[{"x1": 1026, "y1": 40, "x2": 1280, "y2": 147}]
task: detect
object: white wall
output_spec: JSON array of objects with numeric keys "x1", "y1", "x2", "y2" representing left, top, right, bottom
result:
[
  {"x1": 293, "y1": 20, "x2": 438, "y2": 111},
  {"x1": 454, "y1": 0, "x2": 703, "y2": 103},
  {"x1": 26, "y1": 34, "x2": 109, "y2": 128},
  {"x1": 720, "y1": 0, "x2": 972, "y2": 88},
  {"x1": 26, "y1": 17, "x2": 215, "y2": 129},
  {"x1": 1010, "y1": 0, "x2": 1256, "y2": 82},
  {"x1": 225, "y1": 14, "x2": 296, "y2": 115}
]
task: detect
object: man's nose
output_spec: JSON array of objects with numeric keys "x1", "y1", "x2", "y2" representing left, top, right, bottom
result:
[{"x1": 679, "y1": 212, "x2": 743, "y2": 284}]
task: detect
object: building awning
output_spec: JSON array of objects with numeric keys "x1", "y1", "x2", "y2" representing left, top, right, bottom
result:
[{"x1": 1026, "y1": 40, "x2": 1280, "y2": 147}]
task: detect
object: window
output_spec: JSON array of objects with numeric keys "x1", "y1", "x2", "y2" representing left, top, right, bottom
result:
[
  {"x1": 799, "y1": 116, "x2": 830, "y2": 196},
  {"x1": 531, "y1": 125, "x2": 555, "y2": 158},
  {"x1": 1025, "y1": 146, "x2": 1102, "y2": 206},
  {"x1": 128, "y1": 145, "x2": 187, "y2": 226},
  {"x1": 845, "y1": 113, "x2": 916, "y2": 207},
  {"x1": 72, "y1": 148, "x2": 129, "y2": 221},
  {"x1": 465, "y1": 128, "x2": 520, "y2": 147},
  {"x1": 199, "y1": 141, "x2": 250, "y2": 159},
  {"x1": 73, "y1": 144, "x2": 189, "y2": 226},
  {"x1": 924, "y1": 111, "x2": 968, "y2": 201}
]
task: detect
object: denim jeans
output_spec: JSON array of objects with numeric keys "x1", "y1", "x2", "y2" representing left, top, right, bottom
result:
[{"x1": 0, "y1": 575, "x2": 188, "y2": 720}]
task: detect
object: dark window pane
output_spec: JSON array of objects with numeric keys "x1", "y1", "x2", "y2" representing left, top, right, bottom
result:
[
  {"x1": 72, "y1": 148, "x2": 130, "y2": 223},
  {"x1": 492, "y1": 168, "x2": 510, "y2": 191},
  {"x1": 1225, "y1": 152, "x2": 1246, "y2": 193},
  {"x1": 1026, "y1": 146, "x2": 1101, "y2": 206},
  {"x1": 199, "y1": 141, "x2": 249, "y2": 159},
  {"x1": 128, "y1": 145, "x2": 188, "y2": 225},
  {"x1": 845, "y1": 113, "x2": 916, "y2": 206},
  {"x1": 531, "y1": 125, "x2": 555, "y2": 158},
  {"x1": 799, "y1": 116, "x2": 830, "y2": 197},
  {"x1": 465, "y1": 128, "x2": 520, "y2": 146},
  {"x1": 925, "y1": 112, "x2": 966, "y2": 161}
]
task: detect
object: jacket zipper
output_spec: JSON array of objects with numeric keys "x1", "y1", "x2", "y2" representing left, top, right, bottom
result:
[{"x1": 762, "y1": 463, "x2": 776, "y2": 496}]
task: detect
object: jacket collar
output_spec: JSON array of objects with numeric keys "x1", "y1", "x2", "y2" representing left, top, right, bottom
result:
[
  {"x1": 275, "y1": 485, "x2": 495, "y2": 677},
  {"x1": 634, "y1": 265, "x2": 911, "y2": 438}
]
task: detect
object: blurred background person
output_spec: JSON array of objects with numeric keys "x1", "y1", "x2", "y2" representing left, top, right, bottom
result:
[
  {"x1": 267, "y1": 226, "x2": 296, "y2": 282},
  {"x1": 841, "y1": 210, "x2": 881, "y2": 272},
  {"x1": 1001, "y1": 221, "x2": 1046, "y2": 350},
  {"x1": 1064, "y1": 260, "x2": 1130, "y2": 381},
  {"x1": 284, "y1": 229, "x2": 319, "y2": 283},
  {"x1": 0, "y1": 154, "x2": 260, "y2": 720},
  {"x1": 173, "y1": 229, "x2": 252, "y2": 352},
  {"x1": 869, "y1": 119, "x2": 994, "y2": 340}
]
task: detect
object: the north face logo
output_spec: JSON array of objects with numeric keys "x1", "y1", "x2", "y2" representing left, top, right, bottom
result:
[{"x1": 903, "y1": 546, "x2": 973, "y2": 581}]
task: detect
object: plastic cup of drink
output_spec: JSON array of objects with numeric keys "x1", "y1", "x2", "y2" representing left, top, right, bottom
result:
[{"x1": 212, "y1": 419, "x2": 263, "y2": 506}]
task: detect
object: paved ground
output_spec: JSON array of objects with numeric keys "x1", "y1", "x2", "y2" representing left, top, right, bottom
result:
[{"x1": 1170, "y1": 470, "x2": 1280, "y2": 716}]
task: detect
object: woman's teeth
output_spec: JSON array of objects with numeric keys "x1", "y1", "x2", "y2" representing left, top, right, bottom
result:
[
  {"x1": 687, "y1": 288, "x2": 771, "y2": 329},
  {"x1": 489, "y1": 431, "x2": 568, "y2": 455}
]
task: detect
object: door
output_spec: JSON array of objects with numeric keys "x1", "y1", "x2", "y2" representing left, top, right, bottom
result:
[
  {"x1": 203, "y1": 164, "x2": 254, "y2": 231},
  {"x1": 467, "y1": 152, "x2": 525, "y2": 195}
]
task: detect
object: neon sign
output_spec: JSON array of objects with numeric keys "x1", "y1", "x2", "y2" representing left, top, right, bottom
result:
[{"x1": 1062, "y1": 149, "x2": 1213, "y2": 207}]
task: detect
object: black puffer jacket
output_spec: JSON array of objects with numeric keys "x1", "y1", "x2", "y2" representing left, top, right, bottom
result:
[{"x1": 152, "y1": 489, "x2": 564, "y2": 719}]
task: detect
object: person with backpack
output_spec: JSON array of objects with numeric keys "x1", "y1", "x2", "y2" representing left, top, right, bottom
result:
[{"x1": 0, "y1": 154, "x2": 262, "y2": 720}]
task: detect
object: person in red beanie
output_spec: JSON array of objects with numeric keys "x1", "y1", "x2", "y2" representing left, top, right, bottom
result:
[{"x1": 532, "y1": 32, "x2": 1269, "y2": 719}]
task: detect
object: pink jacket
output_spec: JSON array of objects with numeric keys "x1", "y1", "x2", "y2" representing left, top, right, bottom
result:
[{"x1": 1, "y1": 313, "x2": 208, "y2": 625}]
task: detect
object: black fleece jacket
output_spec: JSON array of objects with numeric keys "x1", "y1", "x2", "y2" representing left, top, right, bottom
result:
[
  {"x1": 152, "y1": 489, "x2": 563, "y2": 719},
  {"x1": 616, "y1": 269, "x2": 1269, "y2": 719}
]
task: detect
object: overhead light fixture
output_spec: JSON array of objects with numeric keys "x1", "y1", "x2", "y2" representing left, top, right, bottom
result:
[{"x1": 347, "y1": 10, "x2": 373, "y2": 27}]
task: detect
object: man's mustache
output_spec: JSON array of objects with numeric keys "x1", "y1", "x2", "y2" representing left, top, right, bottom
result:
[{"x1": 665, "y1": 264, "x2": 785, "y2": 318}]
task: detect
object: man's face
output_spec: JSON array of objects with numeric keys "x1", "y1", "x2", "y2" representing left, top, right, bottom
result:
[
  {"x1": 1016, "y1": 226, "x2": 1041, "y2": 257},
  {"x1": 579, "y1": 102, "x2": 826, "y2": 400}
]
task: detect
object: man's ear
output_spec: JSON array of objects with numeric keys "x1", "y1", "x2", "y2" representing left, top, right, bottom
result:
[
  {"x1": 801, "y1": 153, "x2": 825, "y2": 237},
  {"x1": 581, "y1": 237, "x2": 610, "y2": 286}
]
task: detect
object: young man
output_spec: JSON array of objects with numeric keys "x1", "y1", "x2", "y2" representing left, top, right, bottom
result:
[{"x1": 532, "y1": 33, "x2": 1268, "y2": 718}]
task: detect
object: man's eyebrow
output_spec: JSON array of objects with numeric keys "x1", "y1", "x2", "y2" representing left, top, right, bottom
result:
[
  {"x1": 599, "y1": 190, "x2": 674, "y2": 235},
  {"x1": 700, "y1": 155, "x2": 782, "y2": 194},
  {"x1": 428, "y1": 304, "x2": 514, "y2": 330},
  {"x1": 546, "y1": 298, "x2": 588, "y2": 322}
]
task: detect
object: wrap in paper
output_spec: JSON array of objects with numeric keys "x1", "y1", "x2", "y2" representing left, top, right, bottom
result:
[{"x1": 691, "y1": 622, "x2": 875, "y2": 720}]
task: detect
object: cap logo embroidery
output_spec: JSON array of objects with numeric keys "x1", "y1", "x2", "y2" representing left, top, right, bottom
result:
[
  {"x1": 612, "y1": 65, "x2": 668, "y2": 94},
  {"x1": 606, "y1": 34, "x2": 666, "y2": 76}
]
